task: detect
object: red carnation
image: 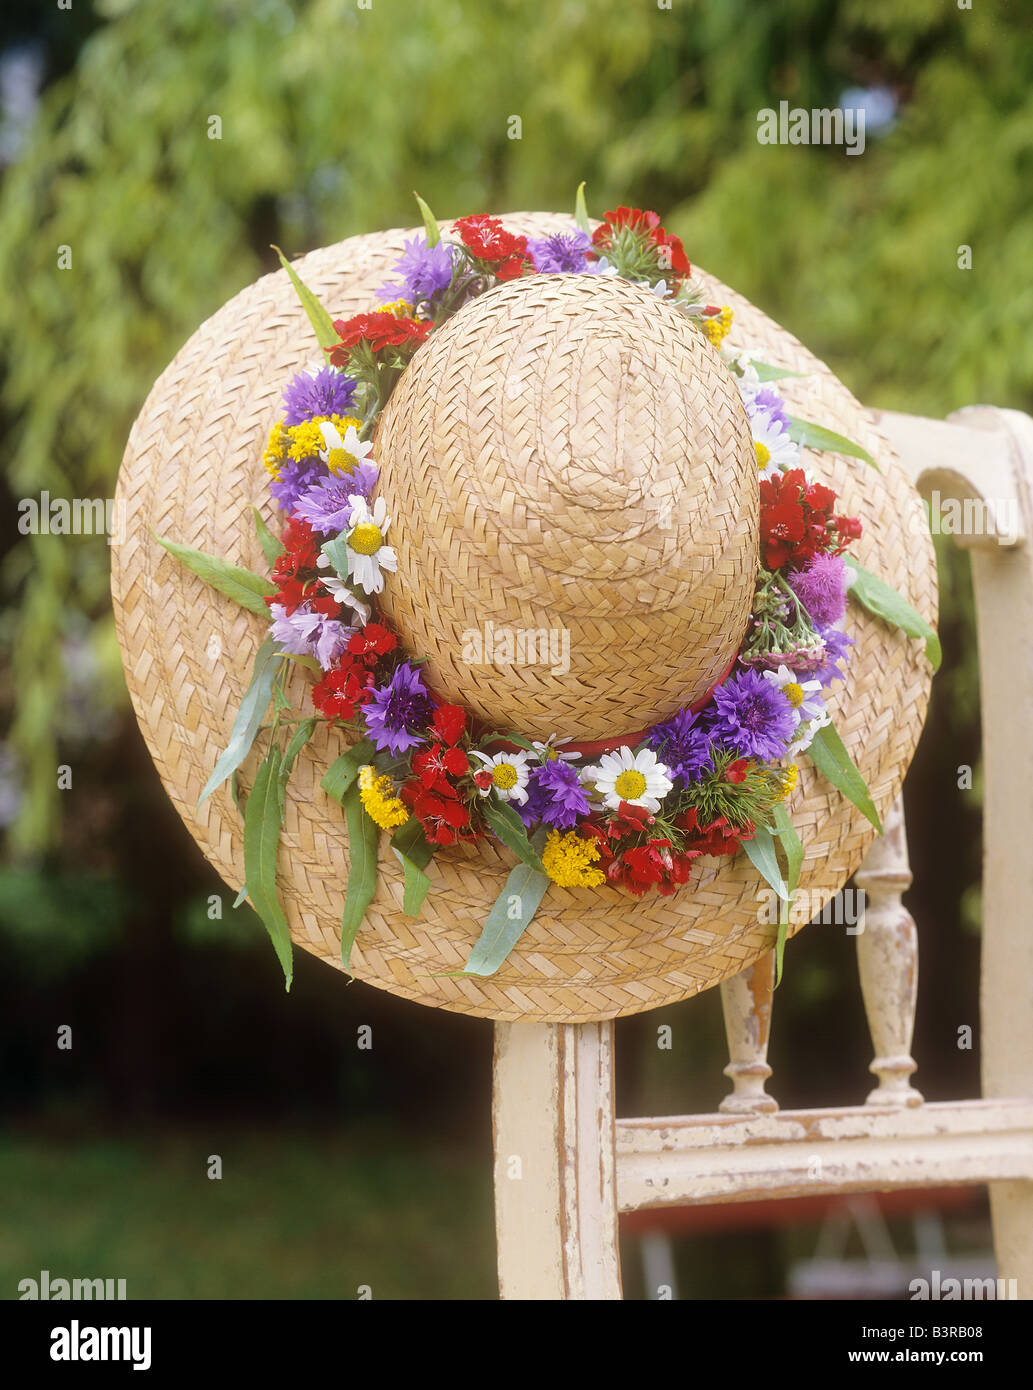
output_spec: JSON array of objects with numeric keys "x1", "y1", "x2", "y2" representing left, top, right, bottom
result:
[
  {"x1": 760, "y1": 501, "x2": 807, "y2": 569},
  {"x1": 412, "y1": 742, "x2": 470, "y2": 790},
  {"x1": 452, "y1": 215, "x2": 530, "y2": 277},
  {"x1": 327, "y1": 312, "x2": 431, "y2": 365},
  {"x1": 403, "y1": 782, "x2": 473, "y2": 845},
  {"x1": 725, "y1": 759, "x2": 751, "y2": 784},
  {"x1": 430, "y1": 703, "x2": 467, "y2": 746},
  {"x1": 347, "y1": 622, "x2": 397, "y2": 659},
  {"x1": 311, "y1": 656, "x2": 376, "y2": 720}
]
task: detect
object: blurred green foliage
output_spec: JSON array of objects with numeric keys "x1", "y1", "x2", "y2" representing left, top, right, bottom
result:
[{"x1": 0, "y1": 0, "x2": 1031, "y2": 848}]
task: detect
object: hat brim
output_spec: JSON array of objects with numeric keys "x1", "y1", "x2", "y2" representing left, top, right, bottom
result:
[{"x1": 111, "y1": 213, "x2": 936, "y2": 1022}]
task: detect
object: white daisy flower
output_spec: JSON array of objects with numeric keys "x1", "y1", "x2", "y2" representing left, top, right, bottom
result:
[
  {"x1": 344, "y1": 495, "x2": 397, "y2": 595},
  {"x1": 319, "y1": 419, "x2": 376, "y2": 476},
  {"x1": 531, "y1": 734, "x2": 579, "y2": 764},
  {"x1": 470, "y1": 749, "x2": 533, "y2": 805},
  {"x1": 786, "y1": 711, "x2": 831, "y2": 757},
  {"x1": 761, "y1": 665, "x2": 826, "y2": 727},
  {"x1": 750, "y1": 408, "x2": 801, "y2": 480},
  {"x1": 583, "y1": 745, "x2": 674, "y2": 814},
  {"x1": 313, "y1": 556, "x2": 371, "y2": 625}
]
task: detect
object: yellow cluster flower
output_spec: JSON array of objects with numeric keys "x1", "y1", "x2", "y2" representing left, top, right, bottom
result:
[
  {"x1": 541, "y1": 830, "x2": 606, "y2": 888},
  {"x1": 704, "y1": 305, "x2": 734, "y2": 348},
  {"x1": 358, "y1": 766, "x2": 409, "y2": 831},
  {"x1": 285, "y1": 414, "x2": 362, "y2": 464},
  {"x1": 378, "y1": 298, "x2": 414, "y2": 318},
  {"x1": 263, "y1": 418, "x2": 290, "y2": 477},
  {"x1": 776, "y1": 763, "x2": 799, "y2": 801}
]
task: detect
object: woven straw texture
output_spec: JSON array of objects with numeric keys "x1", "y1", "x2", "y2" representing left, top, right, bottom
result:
[
  {"x1": 111, "y1": 212, "x2": 937, "y2": 1024},
  {"x1": 376, "y1": 274, "x2": 758, "y2": 738}
]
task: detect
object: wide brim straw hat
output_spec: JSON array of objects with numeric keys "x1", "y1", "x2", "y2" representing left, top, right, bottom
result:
[{"x1": 111, "y1": 211, "x2": 937, "y2": 1023}]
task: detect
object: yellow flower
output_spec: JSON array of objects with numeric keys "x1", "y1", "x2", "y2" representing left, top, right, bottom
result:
[
  {"x1": 286, "y1": 414, "x2": 362, "y2": 463},
  {"x1": 704, "y1": 305, "x2": 733, "y2": 348},
  {"x1": 263, "y1": 418, "x2": 289, "y2": 477},
  {"x1": 776, "y1": 763, "x2": 799, "y2": 801},
  {"x1": 358, "y1": 765, "x2": 409, "y2": 831},
  {"x1": 379, "y1": 298, "x2": 414, "y2": 318},
  {"x1": 541, "y1": 830, "x2": 606, "y2": 888}
]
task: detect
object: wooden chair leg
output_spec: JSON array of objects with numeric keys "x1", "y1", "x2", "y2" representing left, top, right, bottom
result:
[{"x1": 492, "y1": 1020, "x2": 622, "y2": 1300}]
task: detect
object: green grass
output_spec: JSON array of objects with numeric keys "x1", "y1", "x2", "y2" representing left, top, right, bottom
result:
[{"x1": 0, "y1": 1130, "x2": 497, "y2": 1300}]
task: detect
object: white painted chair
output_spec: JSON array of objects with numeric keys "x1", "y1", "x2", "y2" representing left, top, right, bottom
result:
[{"x1": 492, "y1": 405, "x2": 1033, "y2": 1300}]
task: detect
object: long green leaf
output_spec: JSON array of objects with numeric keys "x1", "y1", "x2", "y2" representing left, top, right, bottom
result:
[
  {"x1": 807, "y1": 721, "x2": 882, "y2": 832},
  {"x1": 321, "y1": 739, "x2": 377, "y2": 804},
  {"x1": 413, "y1": 192, "x2": 440, "y2": 247},
  {"x1": 845, "y1": 556, "x2": 941, "y2": 670},
  {"x1": 277, "y1": 717, "x2": 317, "y2": 821},
  {"x1": 340, "y1": 782, "x2": 380, "y2": 973},
  {"x1": 252, "y1": 506, "x2": 284, "y2": 568},
  {"x1": 482, "y1": 796, "x2": 545, "y2": 871},
  {"x1": 242, "y1": 746, "x2": 293, "y2": 989},
  {"x1": 574, "y1": 181, "x2": 591, "y2": 233},
  {"x1": 154, "y1": 533, "x2": 274, "y2": 616},
  {"x1": 464, "y1": 830, "x2": 550, "y2": 976},
  {"x1": 741, "y1": 823, "x2": 788, "y2": 901},
  {"x1": 272, "y1": 245, "x2": 339, "y2": 350},
  {"x1": 786, "y1": 415, "x2": 879, "y2": 470},
  {"x1": 749, "y1": 359, "x2": 808, "y2": 383},
  {"x1": 390, "y1": 817, "x2": 436, "y2": 917},
  {"x1": 197, "y1": 637, "x2": 280, "y2": 808},
  {"x1": 771, "y1": 803, "x2": 804, "y2": 987}
]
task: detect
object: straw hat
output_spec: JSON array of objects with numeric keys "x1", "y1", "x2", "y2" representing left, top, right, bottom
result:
[{"x1": 111, "y1": 212, "x2": 936, "y2": 1023}]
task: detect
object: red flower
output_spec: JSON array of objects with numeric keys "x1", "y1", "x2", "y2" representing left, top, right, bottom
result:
[
  {"x1": 273, "y1": 517, "x2": 320, "y2": 581},
  {"x1": 677, "y1": 807, "x2": 754, "y2": 857},
  {"x1": 430, "y1": 703, "x2": 467, "y2": 746},
  {"x1": 327, "y1": 312, "x2": 431, "y2": 365},
  {"x1": 404, "y1": 783, "x2": 473, "y2": 845},
  {"x1": 591, "y1": 207, "x2": 691, "y2": 280},
  {"x1": 452, "y1": 215, "x2": 530, "y2": 275},
  {"x1": 472, "y1": 769, "x2": 494, "y2": 792},
  {"x1": 835, "y1": 514, "x2": 863, "y2": 544},
  {"x1": 760, "y1": 501, "x2": 806, "y2": 569},
  {"x1": 311, "y1": 657, "x2": 375, "y2": 720},
  {"x1": 347, "y1": 622, "x2": 397, "y2": 660},
  {"x1": 725, "y1": 759, "x2": 751, "y2": 784},
  {"x1": 412, "y1": 743, "x2": 470, "y2": 789}
]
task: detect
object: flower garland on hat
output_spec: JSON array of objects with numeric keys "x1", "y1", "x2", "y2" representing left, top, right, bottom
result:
[{"x1": 160, "y1": 190, "x2": 939, "y2": 987}]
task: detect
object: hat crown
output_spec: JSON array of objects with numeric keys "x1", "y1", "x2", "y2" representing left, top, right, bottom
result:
[{"x1": 376, "y1": 274, "x2": 759, "y2": 739}]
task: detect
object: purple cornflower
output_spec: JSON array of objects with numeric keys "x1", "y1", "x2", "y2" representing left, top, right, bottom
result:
[
  {"x1": 270, "y1": 455, "x2": 329, "y2": 515},
  {"x1": 749, "y1": 386, "x2": 790, "y2": 431},
  {"x1": 268, "y1": 602, "x2": 353, "y2": 671},
  {"x1": 524, "y1": 759, "x2": 592, "y2": 829},
  {"x1": 811, "y1": 625, "x2": 854, "y2": 688},
  {"x1": 788, "y1": 552, "x2": 848, "y2": 628},
  {"x1": 707, "y1": 668, "x2": 796, "y2": 761},
  {"x1": 527, "y1": 229, "x2": 594, "y2": 274},
  {"x1": 281, "y1": 366, "x2": 358, "y2": 426},
  {"x1": 362, "y1": 662, "x2": 435, "y2": 756},
  {"x1": 376, "y1": 236, "x2": 454, "y2": 306},
  {"x1": 646, "y1": 708, "x2": 715, "y2": 786},
  {"x1": 291, "y1": 466, "x2": 380, "y2": 534}
]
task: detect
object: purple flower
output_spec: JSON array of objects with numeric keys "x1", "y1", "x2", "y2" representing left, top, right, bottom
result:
[
  {"x1": 527, "y1": 229, "x2": 594, "y2": 274},
  {"x1": 270, "y1": 455, "x2": 329, "y2": 514},
  {"x1": 268, "y1": 602, "x2": 353, "y2": 671},
  {"x1": 646, "y1": 708, "x2": 715, "y2": 786},
  {"x1": 376, "y1": 236, "x2": 454, "y2": 306},
  {"x1": 522, "y1": 759, "x2": 592, "y2": 829},
  {"x1": 292, "y1": 466, "x2": 380, "y2": 534},
  {"x1": 707, "y1": 669, "x2": 796, "y2": 761},
  {"x1": 362, "y1": 662, "x2": 435, "y2": 756},
  {"x1": 749, "y1": 387, "x2": 790, "y2": 431},
  {"x1": 282, "y1": 367, "x2": 358, "y2": 426},
  {"x1": 811, "y1": 625, "x2": 854, "y2": 688},
  {"x1": 788, "y1": 552, "x2": 848, "y2": 628}
]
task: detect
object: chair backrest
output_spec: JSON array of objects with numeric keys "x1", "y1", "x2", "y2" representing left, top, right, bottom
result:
[{"x1": 491, "y1": 404, "x2": 1033, "y2": 1300}]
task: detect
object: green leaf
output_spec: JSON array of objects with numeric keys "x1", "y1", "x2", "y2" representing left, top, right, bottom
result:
[
  {"x1": 321, "y1": 739, "x2": 377, "y2": 804},
  {"x1": 574, "y1": 181, "x2": 591, "y2": 233},
  {"x1": 413, "y1": 192, "x2": 440, "y2": 247},
  {"x1": 231, "y1": 885, "x2": 248, "y2": 909},
  {"x1": 340, "y1": 782, "x2": 380, "y2": 973},
  {"x1": 272, "y1": 245, "x2": 339, "y2": 351},
  {"x1": 786, "y1": 415, "x2": 879, "y2": 470},
  {"x1": 464, "y1": 830, "x2": 550, "y2": 976},
  {"x1": 482, "y1": 796, "x2": 545, "y2": 871},
  {"x1": 771, "y1": 803, "x2": 804, "y2": 987},
  {"x1": 197, "y1": 637, "x2": 280, "y2": 809},
  {"x1": 748, "y1": 360, "x2": 808, "y2": 383},
  {"x1": 741, "y1": 823, "x2": 788, "y2": 902},
  {"x1": 845, "y1": 556, "x2": 941, "y2": 670},
  {"x1": 807, "y1": 722, "x2": 882, "y2": 832},
  {"x1": 153, "y1": 533, "x2": 274, "y2": 617},
  {"x1": 242, "y1": 746, "x2": 293, "y2": 989},
  {"x1": 390, "y1": 817, "x2": 436, "y2": 918},
  {"x1": 278, "y1": 717, "x2": 317, "y2": 820},
  {"x1": 252, "y1": 506, "x2": 284, "y2": 568}
]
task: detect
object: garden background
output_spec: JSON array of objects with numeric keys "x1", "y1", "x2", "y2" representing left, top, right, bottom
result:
[{"x1": 1, "y1": 0, "x2": 1030, "y2": 1299}]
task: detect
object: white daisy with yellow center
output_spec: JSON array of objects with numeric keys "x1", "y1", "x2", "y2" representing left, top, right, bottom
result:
[
  {"x1": 344, "y1": 495, "x2": 397, "y2": 595},
  {"x1": 750, "y1": 410, "x2": 800, "y2": 481},
  {"x1": 584, "y1": 745, "x2": 673, "y2": 813},
  {"x1": 762, "y1": 664, "x2": 830, "y2": 753},
  {"x1": 470, "y1": 749, "x2": 533, "y2": 805},
  {"x1": 532, "y1": 734, "x2": 579, "y2": 764},
  {"x1": 314, "y1": 555, "x2": 371, "y2": 624},
  {"x1": 319, "y1": 419, "x2": 376, "y2": 476}
]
